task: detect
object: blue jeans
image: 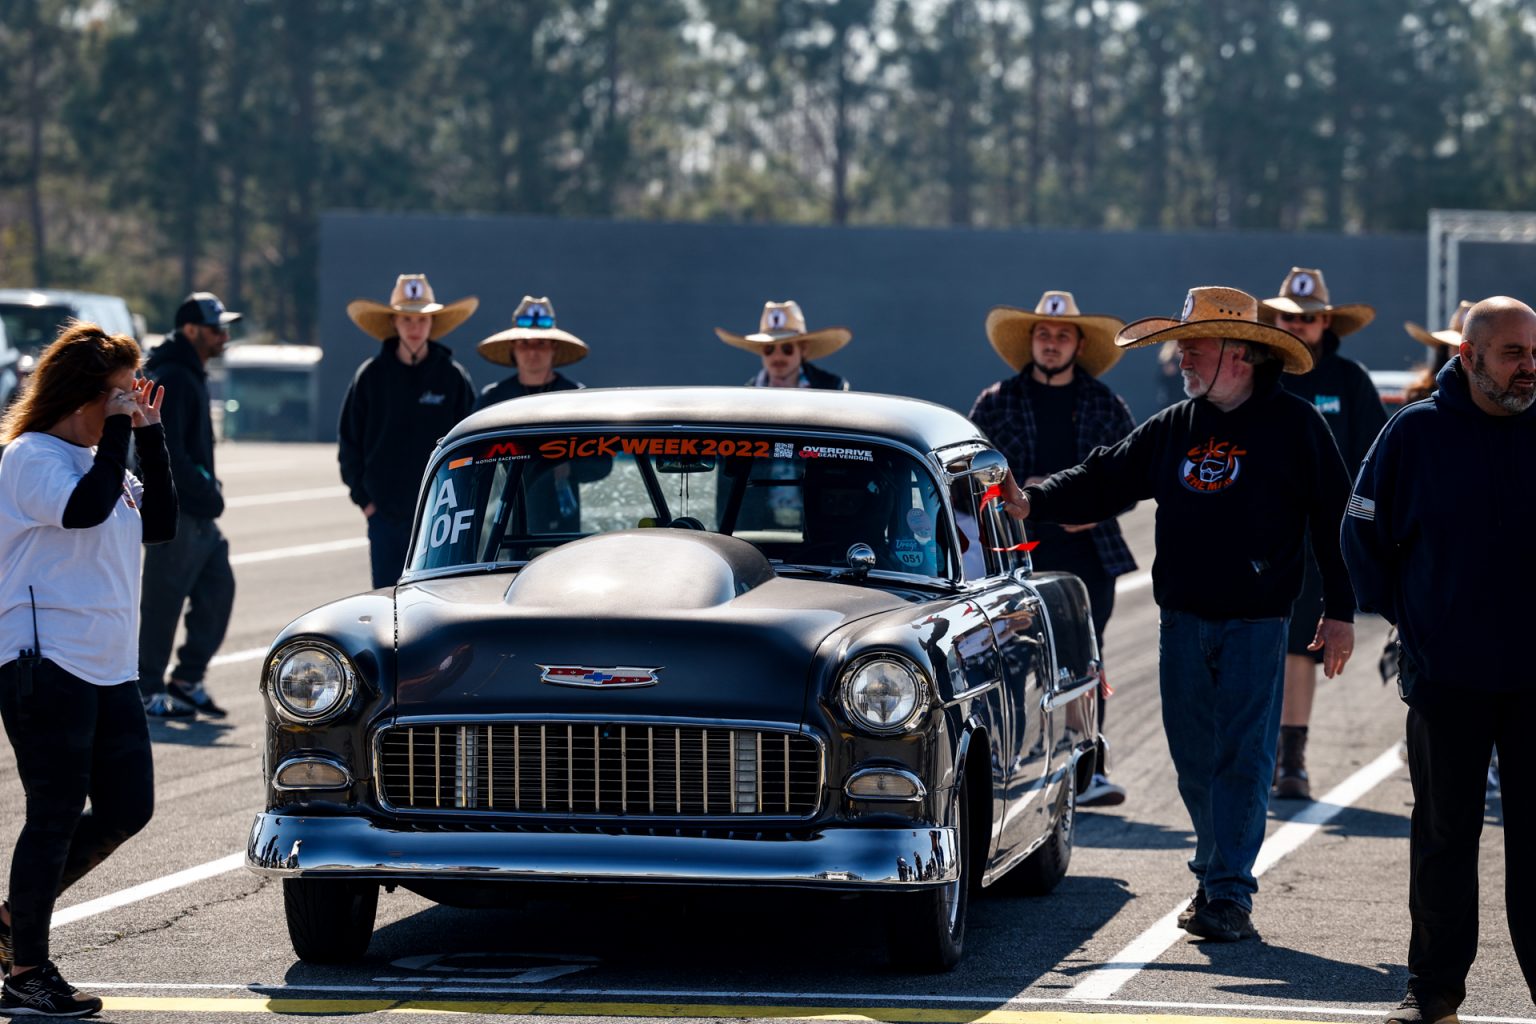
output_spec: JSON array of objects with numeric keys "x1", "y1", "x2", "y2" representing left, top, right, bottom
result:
[{"x1": 1158, "y1": 609, "x2": 1288, "y2": 912}]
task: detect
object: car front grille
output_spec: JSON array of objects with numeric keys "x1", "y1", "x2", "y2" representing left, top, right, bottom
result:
[{"x1": 378, "y1": 723, "x2": 821, "y2": 817}]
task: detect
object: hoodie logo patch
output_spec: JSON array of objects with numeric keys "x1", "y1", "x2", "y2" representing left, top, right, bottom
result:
[
  {"x1": 1180, "y1": 437, "x2": 1247, "y2": 493},
  {"x1": 1314, "y1": 394, "x2": 1341, "y2": 414},
  {"x1": 419, "y1": 391, "x2": 447, "y2": 405}
]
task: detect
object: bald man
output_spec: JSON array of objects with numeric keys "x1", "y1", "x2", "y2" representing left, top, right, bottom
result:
[{"x1": 1344, "y1": 297, "x2": 1536, "y2": 1024}]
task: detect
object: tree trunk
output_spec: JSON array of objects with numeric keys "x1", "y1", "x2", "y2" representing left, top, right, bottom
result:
[
  {"x1": 283, "y1": 0, "x2": 318, "y2": 343},
  {"x1": 25, "y1": 0, "x2": 47, "y2": 286},
  {"x1": 831, "y1": 22, "x2": 851, "y2": 225}
]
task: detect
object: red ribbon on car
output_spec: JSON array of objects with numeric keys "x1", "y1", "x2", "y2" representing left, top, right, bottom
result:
[{"x1": 978, "y1": 485, "x2": 1040, "y2": 552}]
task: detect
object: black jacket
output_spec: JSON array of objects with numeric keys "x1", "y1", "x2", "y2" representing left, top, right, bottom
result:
[
  {"x1": 338, "y1": 339, "x2": 476, "y2": 522},
  {"x1": 744, "y1": 360, "x2": 849, "y2": 390},
  {"x1": 1025, "y1": 369, "x2": 1355, "y2": 621},
  {"x1": 143, "y1": 332, "x2": 222, "y2": 519},
  {"x1": 476, "y1": 371, "x2": 583, "y2": 412},
  {"x1": 1343, "y1": 357, "x2": 1536, "y2": 704},
  {"x1": 1280, "y1": 332, "x2": 1386, "y2": 472}
]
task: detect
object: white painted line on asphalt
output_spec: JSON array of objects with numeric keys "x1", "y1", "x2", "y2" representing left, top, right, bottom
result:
[
  {"x1": 1115, "y1": 571, "x2": 1152, "y2": 594},
  {"x1": 229, "y1": 536, "x2": 367, "y2": 566},
  {"x1": 225, "y1": 486, "x2": 348, "y2": 509},
  {"x1": 208, "y1": 646, "x2": 268, "y2": 668},
  {"x1": 1064, "y1": 742, "x2": 1407, "y2": 1002},
  {"x1": 51, "y1": 853, "x2": 246, "y2": 928}
]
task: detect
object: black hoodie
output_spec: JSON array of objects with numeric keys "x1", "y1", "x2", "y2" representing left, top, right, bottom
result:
[
  {"x1": 144, "y1": 332, "x2": 222, "y2": 519},
  {"x1": 1343, "y1": 356, "x2": 1536, "y2": 703},
  {"x1": 1280, "y1": 331, "x2": 1386, "y2": 472},
  {"x1": 1024, "y1": 366, "x2": 1355, "y2": 621},
  {"x1": 337, "y1": 339, "x2": 476, "y2": 521}
]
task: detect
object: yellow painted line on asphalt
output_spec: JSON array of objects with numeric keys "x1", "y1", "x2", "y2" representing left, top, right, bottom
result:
[{"x1": 95, "y1": 996, "x2": 1342, "y2": 1023}]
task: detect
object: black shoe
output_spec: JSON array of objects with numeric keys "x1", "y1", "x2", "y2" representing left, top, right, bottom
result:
[
  {"x1": 0, "y1": 901, "x2": 11, "y2": 975},
  {"x1": 167, "y1": 679, "x2": 226, "y2": 719},
  {"x1": 142, "y1": 692, "x2": 196, "y2": 719},
  {"x1": 1385, "y1": 989, "x2": 1459, "y2": 1023},
  {"x1": 1177, "y1": 887, "x2": 1207, "y2": 930},
  {"x1": 0, "y1": 960, "x2": 103, "y2": 1017},
  {"x1": 1185, "y1": 897, "x2": 1259, "y2": 942}
]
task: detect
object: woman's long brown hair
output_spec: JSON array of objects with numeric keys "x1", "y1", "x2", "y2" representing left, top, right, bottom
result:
[{"x1": 0, "y1": 321, "x2": 142, "y2": 444}]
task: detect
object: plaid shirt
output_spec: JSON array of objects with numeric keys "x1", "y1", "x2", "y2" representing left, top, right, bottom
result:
[{"x1": 969, "y1": 370, "x2": 1139, "y2": 576}]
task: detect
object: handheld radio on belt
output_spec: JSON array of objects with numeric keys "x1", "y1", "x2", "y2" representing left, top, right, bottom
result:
[{"x1": 16, "y1": 585, "x2": 41, "y2": 699}]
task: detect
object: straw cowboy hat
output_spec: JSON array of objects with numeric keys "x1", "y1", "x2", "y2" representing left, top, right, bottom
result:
[
  {"x1": 477, "y1": 296, "x2": 590, "y2": 368},
  {"x1": 1259, "y1": 267, "x2": 1376, "y2": 337},
  {"x1": 714, "y1": 300, "x2": 852, "y2": 361},
  {"x1": 1116, "y1": 286, "x2": 1314, "y2": 374},
  {"x1": 984, "y1": 290, "x2": 1126, "y2": 377},
  {"x1": 1405, "y1": 300, "x2": 1472, "y2": 348},
  {"x1": 347, "y1": 274, "x2": 479, "y2": 342}
]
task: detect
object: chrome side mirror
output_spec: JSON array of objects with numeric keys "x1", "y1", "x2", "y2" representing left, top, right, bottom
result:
[
  {"x1": 963, "y1": 449, "x2": 1010, "y2": 488},
  {"x1": 845, "y1": 543, "x2": 877, "y2": 573}
]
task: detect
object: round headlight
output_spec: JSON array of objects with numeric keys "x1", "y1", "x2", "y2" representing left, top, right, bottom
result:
[
  {"x1": 841, "y1": 656, "x2": 928, "y2": 734},
  {"x1": 270, "y1": 643, "x2": 354, "y2": 721}
]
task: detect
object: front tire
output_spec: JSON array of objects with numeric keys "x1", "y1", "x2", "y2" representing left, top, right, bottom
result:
[
  {"x1": 887, "y1": 777, "x2": 969, "y2": 972},
  {"x1": 283, "y1": 878, "x2": 378, "y2": 963}
]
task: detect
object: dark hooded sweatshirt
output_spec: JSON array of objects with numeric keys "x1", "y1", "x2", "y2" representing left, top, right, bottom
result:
[
  {"x1": 144, "y1": 332, "x2": 222, "y2": 519},
  {"x1": 476, "y1": 371, "x2": 583, "y2": 412},
  {"x1": 1342, "y1": 356, "x2": 1536, "y2": 705},
  {"x1": 338, "y1": 338, "x2": 476, "y2": 522},
  {"x1": 1024, "y1": 366, "x2": 1355, "y2": 622},
  {"x1": 1280, "y1": 331, "x2": 1386, "y2": 472}
]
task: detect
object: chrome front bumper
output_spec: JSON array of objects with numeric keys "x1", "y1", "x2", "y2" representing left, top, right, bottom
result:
[{"x1": 246, "y1": 813, "x2": 958, "y2": 889}]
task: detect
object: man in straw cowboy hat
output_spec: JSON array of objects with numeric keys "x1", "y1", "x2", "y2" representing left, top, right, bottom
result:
[
  {"x1": 1406, "y1": 299, "x2": 1472, "y2": 380},
  {"x1": 1000, "y1": 286, "x2": 1355, "y2": 943},
  {"x1": 476, "y1": 296, "x2": 590, "y2": 410},
  {"x1": 476, "y1": 297, "x2": 606, "y2": 532},
  {"x1": 339, "y1": 273, "x2": 478, "y2": 588},
  {"x1": 1344, "y1": 297, "x2": 1536, "y2": 1024},
  {"x1": 716, "y1": 300, "x2": 852, "y2": 390},
  {"x1": 1259, "y1": 267, "x2": 1386, "y2": 802},
  {"x1": 970, "y1": 290, "x2": 1137, "y2": 807}
]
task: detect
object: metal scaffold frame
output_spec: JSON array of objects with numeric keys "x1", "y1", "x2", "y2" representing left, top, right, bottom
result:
[{"x1": 1428, "y1": 209, "x2": 1536, "y2": 331}]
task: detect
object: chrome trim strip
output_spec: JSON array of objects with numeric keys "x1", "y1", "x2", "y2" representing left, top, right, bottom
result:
[
  {"x1": 248, "y1": 813, "x2": 959, "y2": 888},
  {"x1": 1042, "y1": 677, "x2": 1098, "y2": 713},
  {"x1": 271, "y1": 756, "x2": 354, "y2": 792}
]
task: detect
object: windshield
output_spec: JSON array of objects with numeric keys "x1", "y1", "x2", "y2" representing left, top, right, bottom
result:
[{"x1": 407, "y1": 430, "x2": 953, "y2": 579}]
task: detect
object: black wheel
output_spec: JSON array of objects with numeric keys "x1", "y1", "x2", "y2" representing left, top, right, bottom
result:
[
  {"x1": 283, "y1": 878, "x2": 378, "y2": 963},
  {"x1": 887, "y1": 776, "x2": 969, "y2": 972},
  {"x1": 1002, "y1": 769, "x2": 1074, "y2": 896}
]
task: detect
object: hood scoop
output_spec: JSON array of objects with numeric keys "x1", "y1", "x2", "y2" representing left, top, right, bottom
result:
[{"x1": 505, "y1": 530, "x2": 776, "y2": 613}]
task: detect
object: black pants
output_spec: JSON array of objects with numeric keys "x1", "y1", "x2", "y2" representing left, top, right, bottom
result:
[
  {"x1": 0, "y1": 660, "x2": 154, "y2": 966},
  {"x1": 138, "y1": 513, "x2": 235, "y2": 697},
  {"x1": 366, "y1": 514, "x2": 413, "y2": 589},
  {"x1": 1405, "y1": 692, "x2": 1536, "y2": 1006}
]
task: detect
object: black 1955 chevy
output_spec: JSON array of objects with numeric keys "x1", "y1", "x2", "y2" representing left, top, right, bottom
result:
[{"x1": 247, "y1": 387, "x2": 1103, "y2": 971}]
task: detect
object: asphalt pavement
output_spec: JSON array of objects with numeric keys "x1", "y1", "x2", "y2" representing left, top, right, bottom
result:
[{"x1": 0, "y1": 442, "x2": 1526, "y2": 1024}]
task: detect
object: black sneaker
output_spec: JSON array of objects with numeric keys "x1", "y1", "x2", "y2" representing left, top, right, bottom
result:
[
  {"x1": 1185, "y1": 897, "x2": 1259, "y2": 942},
  {"x1": 1177, "y1": 887, "x2": 1207, "y2": 930},
  {"x1": 1385, "y1": 989, "x2": 1459, "y2": 1023},
  {"x1": 167, "y1": 679, "x2": 226, "y2": 719},
  {"x1": 0, "y1": 960, "x2": 103, "y2": 1017},
  {"x1": 141, "y1": 692, "x2": 195, "y2": 719}
]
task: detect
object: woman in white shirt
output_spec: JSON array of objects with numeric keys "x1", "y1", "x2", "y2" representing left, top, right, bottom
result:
[{"x1": 0, "y1": 322, "x2": 176, "y2": 1017}]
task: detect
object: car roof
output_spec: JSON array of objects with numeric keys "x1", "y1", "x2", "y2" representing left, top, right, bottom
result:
[{"x1": 448, "y1": 387, "x2": 984, "y2": 454}]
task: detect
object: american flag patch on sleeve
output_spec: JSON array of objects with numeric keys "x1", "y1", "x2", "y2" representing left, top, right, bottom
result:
[{"x1": 1347, "y1": 494, "x2": 1376, "y2": 521}]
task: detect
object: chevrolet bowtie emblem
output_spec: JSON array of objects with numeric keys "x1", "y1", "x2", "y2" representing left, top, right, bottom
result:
[{"x1": 538, "y1": 665, "x2": 661, "y2": 689}]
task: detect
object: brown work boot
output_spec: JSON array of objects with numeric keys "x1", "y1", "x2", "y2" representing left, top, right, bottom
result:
[{"x1": 1273, "y1": 725, "x2": 1312, "y2": 801}]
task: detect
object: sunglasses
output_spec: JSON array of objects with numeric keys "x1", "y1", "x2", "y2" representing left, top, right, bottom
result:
[
  {"x1": 762, "y1": 342, "x2": 798, "y2": 356},
  {"x1": 1277, "y1": 312, "x2": 1318, "y2": 324},
  {"x1": 515, "y1": 314, "x2": 555, "y2": 329}
]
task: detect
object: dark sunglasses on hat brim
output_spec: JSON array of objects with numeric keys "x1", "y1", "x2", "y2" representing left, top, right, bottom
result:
[{"x1": 515, "y1": 314, "x2": 555, "y2": 329}]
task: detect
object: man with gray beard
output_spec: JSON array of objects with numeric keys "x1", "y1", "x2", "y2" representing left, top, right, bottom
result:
[{"x1": 1343, "y1": 296, "x2": 1536, "y2": 1024}]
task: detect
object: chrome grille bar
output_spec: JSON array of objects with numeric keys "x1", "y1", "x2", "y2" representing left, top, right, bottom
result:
[{"x1": 380, "y1": 723, "x2": 819, "y2": 817}]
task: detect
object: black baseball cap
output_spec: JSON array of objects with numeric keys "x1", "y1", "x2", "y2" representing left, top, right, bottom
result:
[{"x1": 174, "y1": 292, "x2": 242, "y2": 328}]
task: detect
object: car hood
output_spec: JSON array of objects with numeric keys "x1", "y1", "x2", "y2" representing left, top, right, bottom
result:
[{"x1": 392, "y1": 531, "x2": 909, "y2": 723}]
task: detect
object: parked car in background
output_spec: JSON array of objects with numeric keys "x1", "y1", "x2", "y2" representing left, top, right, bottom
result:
[
  {"x1": 0, "y1": 289, "x2": 141, "y2": 382},
  {"x1": 215, "y1": 343, "x2": 323, "y2": 442},
  {"x1": 0, "y1": 318, "x2": 18, "y2": 409},
  {"x1": 247, "y1": 387, "x2": 1103, "y2": 972}
]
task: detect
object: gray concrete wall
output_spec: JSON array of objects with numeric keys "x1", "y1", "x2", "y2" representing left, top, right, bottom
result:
[{"x1": 316, "y1": 212, "x2": 1536, "y2": 440}]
